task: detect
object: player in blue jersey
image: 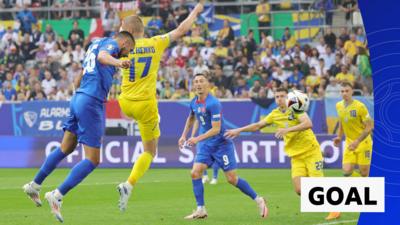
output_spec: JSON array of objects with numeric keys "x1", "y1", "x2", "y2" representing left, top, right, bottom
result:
[
  {"x1": 22, "y1": 31, "x2": 134, "y2": 222},
  {"x1": 178, "y1": 73, "x2": 268, "y2": 219}
]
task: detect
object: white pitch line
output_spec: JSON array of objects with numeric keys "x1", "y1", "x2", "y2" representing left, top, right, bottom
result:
[
  {"x1": 0, "y1": 180, "x2": 163, "y2": 190},
  {"x1": 312, "y1": 219, "x2": 358, "y2": 225}
]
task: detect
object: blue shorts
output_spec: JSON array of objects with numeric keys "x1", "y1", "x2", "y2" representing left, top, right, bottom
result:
[
  {"x1": 195, "y1": 140, "x2": 237, "y2": 172},
  {"x1": 63, "y1": 93, "x2": 105, "y2": 148}
]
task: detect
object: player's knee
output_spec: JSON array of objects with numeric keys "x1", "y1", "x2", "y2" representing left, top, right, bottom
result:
[
  {"x1": 342, "y1": 168, "x2": 353, "y2": 177},
  {"x1": 191, "y1": 169, "x2": 202, "y2": 179},
  {"x1": 360, "y1": 168, "x2": 369, "y2": 177},
  {"x1": 226, "y1": 175, "x2": 238, "y2": 185}
]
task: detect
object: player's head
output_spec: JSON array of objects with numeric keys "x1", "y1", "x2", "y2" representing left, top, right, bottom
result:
[
  {"x1": 340, "y1": 81, "x2": 353, "y2": 101},
  {"x1": 115, "y1": 31, "x2": 135, "y2": 57},
  {"x1": 274, "y1": 87, "x2": 288, "y2": 108},
  {"x1": 121, "y1": 15, "x2": 145, "y2": 38},
  {"x1": 193, "y1": 73, "x2": 209, "y2": 96}
]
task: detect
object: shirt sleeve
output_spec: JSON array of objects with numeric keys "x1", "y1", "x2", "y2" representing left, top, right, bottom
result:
[
  {"x1": 209, "y1": 101, "x2": 222, "y2": 122},
  {"x1": 98, "y1": 39, "x2": 120, "y2": 57},
  {"x1": 359, "y1": 103, "x2": 371, "y2": 123},
  {"x1": 189, "y1": 99, "x2": 195, "y2": 116},
  {"x1": 152, "y1": 34, "x2": 170, "y2": 52},
  {"x1": 263, "y1": 112, "x2": 274, "y2": 124}
]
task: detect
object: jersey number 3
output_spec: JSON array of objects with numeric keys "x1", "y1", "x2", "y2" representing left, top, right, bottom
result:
[{"x1": 129, "y1": 57, "x2": 152, "y2": 82}]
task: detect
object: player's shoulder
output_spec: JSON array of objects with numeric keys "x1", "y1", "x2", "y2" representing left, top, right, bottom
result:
[
  {"x1": 206, "y1": 94, "x2": 221, "y2": 106},
  {"x1": 189, "y1": 96, "x2": 198, "y2": 106},
  {"x1": 354, "y1": 99, "x2": 367, "y2": 109},
  {"x1": 336, "y1": 100, "x2": 344, "y2": 108}
]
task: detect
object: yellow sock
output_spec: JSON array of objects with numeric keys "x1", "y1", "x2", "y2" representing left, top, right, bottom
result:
[
  {"x1": 127, "y1": 152, "x2": 153, "y2": 185},
  {"x1": 351, "y1": 171, "x2": 361, "y2": 177}
]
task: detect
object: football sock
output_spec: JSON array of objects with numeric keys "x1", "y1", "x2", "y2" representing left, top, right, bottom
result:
[
  {"x1": 34, "y1": 147, "x2": 66, "y2": 185},
  {"x1": 351, "y1": 171, "x2": 361, "y2": 177},
  {"x1": 212, "y1": 164, "x2": 219, "y2": 179},
  {"x1": 203, "y1": 170, "x2": 208, "y2": 176},
  {"x1": 192, "y1": 178, "x2": 205, "y2": 206},
  {"x1": 127, "y1": 151, "x2": 153, "y2": 185},
  {"x1": 236, "y1": 178, "x2": 257, "y2": 200},
  {"x1": 58, "y1": 159, "x2": 96, "y2": 195}
]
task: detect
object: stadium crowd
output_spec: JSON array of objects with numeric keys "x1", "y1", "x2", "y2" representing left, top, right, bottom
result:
[{"x1": 0, "y1": 0, "x2": 371, "y2": 102}]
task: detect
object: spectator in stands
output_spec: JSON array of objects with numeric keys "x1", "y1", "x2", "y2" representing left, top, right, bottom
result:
[
  {"x1": 325, "y1": 77, "x2": 341, "y2": 97},
  {"x1": 233, "y1": 77, "x2": 249, "y2": 98},
  {"x1": 316, "y1": 0, "x2": 334, "y2": 26},
  {"x1": 336, "y1": 65, "x2": 355, "y2": 84},
  {"x1": 246, "y1": 67, "x2": 261, "y2": 87},
  {"x1": 1, "y1": 26, "x2": 19, "y2": 48},
  {"x1": 2, "y1": 80, "x2": 17, "y2": 101},
  {"x1": 148, "y1": 15, "x2": 163, "y2": 36},
  {"x1": 32, "y1": 25, "x2": 44, "y2": 46},
  {"x1": 72, "y1": 44, "x2": 85, "y2": 63},
  {"x1": 249, "y1": 79, "x2": 262, "y2": 98},
  {"x1": 235, "y1": 57, "x2": 249, "y2": 75},
  {"x1": 276, "y1": 49, "x2": 291, "y2": 65},
  {"x1": 211, "y1": 64, "x2": 230, "y2": 89},
  {"x1": 316, "y1": 37, "x2": 327, "y2": 57},
  {"x1": 5, "y1": 46, "x2": 22, "y2": 70},
  {"x1": 243, "y1": 30, "x2": 257, "y2": 61},
  {"x1": 291, "y1": 45, "x2": 306, "y2": 62},
  {"x1": 165, "y1": 13, "x2": 178, "y2": 32},
  {"x1": 214, "y1": 40, "x2": 229, "y2": 64},
  {"x1": 338, "y1": 27, "x2": 350, "y2": 43},
  {"x1": 256, "y1": 0, "x2": 271, "y2": 36},
  {"x1": 272, "y1": 66, "x2": 291, "y2": 83},
  {"x1": 308, "y1": 48, "x2": 320, "y2": 72},
  {"x1": 193, "y1": 57, "x2": 209, "y2": 75},
  {"x1": 17, "y1": 4, "x2": 37, "y2": 35},
  {"x1": 102, "y1": 9, "x2": 120, "y2": 37},
  {"x1": 175, "y1": 0, "x2": 189, "y2": 24},
  {"x1": 293, "y1": 56, "x2": 310, "y2": 76},
  {"x1": 288, "y1": 67, "x2": 303, "y2": 88},
  {"x1": 41, "y1": 70, "x2": 56, "y2": 96},
  {"x1": 340, "y1": 0, "x2": 358, "y2": 26},
  {"x1": 305, "y1": 67, "x2": 320, "y2": 90},
  {"x1": 317, "y1": 58, "x2": 329, "y2": 77},
  {"x1": 200, "y1": 39, "x2": 215, "y2": 64},
  {"x1": 68, "y1": 20, "x2": 85, "y2": 42},
  {"x1": 344, "y1": 33, "x2": 364, "y2": 58},
  {"x1": 44, "y1": 24, "x2": 56, "y2": 42},
  {"x1": 324, "y1": 28, "x2": 337, "y2": 50},
  {"x1": 172, "y1": 39, "x2": 189, "y2": 58},
  {"x1": 44, "y1": 33, "x2": 56, "y2": 52},
  {"x1": 322, "y1": 46, "x2": 335, "y2": 69},
  {"x1": 217, "y1": 19, "x2": 235, "y2": 47},
  {"x1": 20, "y1": 33, "x2": 36, "y2": 61},
  {"x1": 329, "y1": 53, "x2": 343, "y2": 77},
  {"x1": 356, "y1": 27, "x2": 366, "y2": 44},
  {"x1": 356, "y1": 46, "x2": 372, "y2": 92},
  {"x1": 139, "y1": 0, "x2": 156, "y2": 16},
  {"x1": 34, "y1": 42, "x2": 48, "y2": 63}
]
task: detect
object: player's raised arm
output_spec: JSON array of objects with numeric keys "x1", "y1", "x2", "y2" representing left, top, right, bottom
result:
[
  {"x1": 97, "y1": 31, "x2": 135, "y2": 69},
  {"x1": 179, "y1": 112, "x2": 196, "y2": 148},
  {"x1": 168, "y1": 1, "x2": 205, "y2": 42}
]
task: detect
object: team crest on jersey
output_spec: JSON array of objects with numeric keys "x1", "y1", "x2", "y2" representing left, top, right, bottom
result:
[
  {"x1": 365, "y1": 150, "x2": 371, "y2": 159},
  {"x1": 350, "y1": 110, "x2": 357, "y2": 117},
  {"x1": 197, "y1": 107, "x2": 206, "y2": 113},
  {"x1": 107, "y1": 44, "x2": 114, "y2": 50}
]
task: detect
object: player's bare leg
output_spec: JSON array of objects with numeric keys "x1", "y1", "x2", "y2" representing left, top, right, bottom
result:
[
  {"x1": 45, "y1": 145, "x2": 99, "y2": 223},
  {"x1": 118, "y1": 138, "x2": 158, "y2": 211},
  {"x1": 359, "y1": 164, "x2": 370, "y2": 177},
  {"x1": 225, "y1": 170, "x2": 268, "y2": 218},
  {"x1": 23, "y1": 131, "x2": 77, "y2": 207},
  {"x1": 292, "y1": 176, "x2": 301, "y2": 196},
  {"x1": 343, "y1": 163, "x2": 358, "y2": 177},
  {"x1": 185, "y1": 163, "x2": 208, "y2": 219}
]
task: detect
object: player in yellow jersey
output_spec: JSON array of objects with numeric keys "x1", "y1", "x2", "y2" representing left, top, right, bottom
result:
[
  {"x1": 326, "y1": 81, "x2": 373, "y2": 220},
  {"x1": 225, "y1": 88, "x2": 323, "y2": 194},
  {"x1": 225, "y1": 87, "x2": 335, "y2": 220},
  {"x1": 115, "y1": 2, "x2": 205, "y2": 211}
]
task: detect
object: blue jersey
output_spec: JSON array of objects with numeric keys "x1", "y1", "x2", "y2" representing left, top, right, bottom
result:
[
  {"x1": 77, "y1": 38, "x2": 120, "y2": 102},
  {"x1": 190, "y1": 94, "x2": 227, "y2": 147}
]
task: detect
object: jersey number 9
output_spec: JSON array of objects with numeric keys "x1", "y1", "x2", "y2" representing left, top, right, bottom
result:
[{"x1": 129, "y1": 57, "x2": 152, "y2": 82}]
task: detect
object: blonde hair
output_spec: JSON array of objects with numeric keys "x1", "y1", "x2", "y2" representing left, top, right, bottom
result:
[{"x1": 122, "y1": 15, "x2": 144, "y2": 36}]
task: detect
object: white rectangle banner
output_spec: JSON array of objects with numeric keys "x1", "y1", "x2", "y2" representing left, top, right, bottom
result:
[{"x1": 301, "y1": 177, "x2": 385, "y2": 212}]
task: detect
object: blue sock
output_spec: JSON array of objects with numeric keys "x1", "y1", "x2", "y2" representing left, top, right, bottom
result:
[
  {"x1": 58, "y1": 159, "x2": 97, "y2": 195},
  {"x1": 34, "y1": 147, "x2": 66, "y2": 185},
  {"x1": 212, "y1": 164, "x2": 219, "y2": 179},
  {"x1": 192, "y1": 178, "x2": 204, "y2": 206},
  {"x1": 236, "y1": 178, "x2": 257, "y2": 200},
  {"x1": 203, "y1": 170, "x2": 208, "y2": 176}
]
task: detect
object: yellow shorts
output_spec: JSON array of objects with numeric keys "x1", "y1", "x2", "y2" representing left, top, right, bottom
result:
[
  {"x1": 291, "y1": 147, "x2": 324, "y2": 178},
  {"x1": 342, "y1": 139, "x2": 372, "y2": 166},
  {"x1": 118, "y1": 97, "x2": 160, "y2": 142}
]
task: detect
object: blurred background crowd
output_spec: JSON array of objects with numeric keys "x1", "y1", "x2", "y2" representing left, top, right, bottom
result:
[{"x1": 0, "y1": 0, "x2": 371, "y2": 102}]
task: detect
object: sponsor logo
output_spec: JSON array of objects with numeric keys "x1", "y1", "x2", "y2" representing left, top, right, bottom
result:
[{"x1": 23, "y1": 111, "x2": 38, "y2": 127}]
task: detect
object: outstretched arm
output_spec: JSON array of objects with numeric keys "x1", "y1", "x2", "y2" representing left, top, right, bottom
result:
[
  {"x1": 97, "y1": 51, "x2": 130, "y2": 68},
  {"x1": 224, "y1": 120, "x2": 269, "y2": 139},
  {"x1": 168, "y1": 1, "x2": 204, "y2": 42}
]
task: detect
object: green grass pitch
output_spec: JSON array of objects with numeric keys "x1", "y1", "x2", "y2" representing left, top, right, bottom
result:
[{"x1": 0, "y1": 168, "x2": 359, "y2": 225}]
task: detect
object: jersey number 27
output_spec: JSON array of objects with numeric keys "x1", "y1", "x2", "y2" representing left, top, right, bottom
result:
[{"x1": 129, "y1": 57, "x2": 152, "y2": 82}]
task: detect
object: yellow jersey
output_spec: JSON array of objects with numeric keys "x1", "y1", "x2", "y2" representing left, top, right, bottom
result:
[
  {"x1": 336, "y1": 99, "x2": 372, "y2": 142},
  {"x1": 263, "y1": 108, "x2": 320, "y2": 157},
  {"x1": 305, "y1": 75, "x2": 320, "y2": 87},
  {"x1": 120, "y1": 34, "x2": 170, "y2": 101},
  {"x1": 344, "y1": 40, "x2": 364, "y2": 57},
  {"x1": 336, "y1": 72, "x2": 355, "y2": 84}
]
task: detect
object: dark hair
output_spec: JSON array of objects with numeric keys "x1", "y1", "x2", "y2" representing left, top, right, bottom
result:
[
  {"x1": 275, "y1": 87, "x2": 288, "y2": 93},
  {"x1": 193, "y1": 73, "x2": 208, "y2": 80},
  {"x1": 341, "y1": 81, "x2": 353, "y2": 89},
  {"x1": 116, "y1": 31, "x2": 135, "y2": 44}
]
